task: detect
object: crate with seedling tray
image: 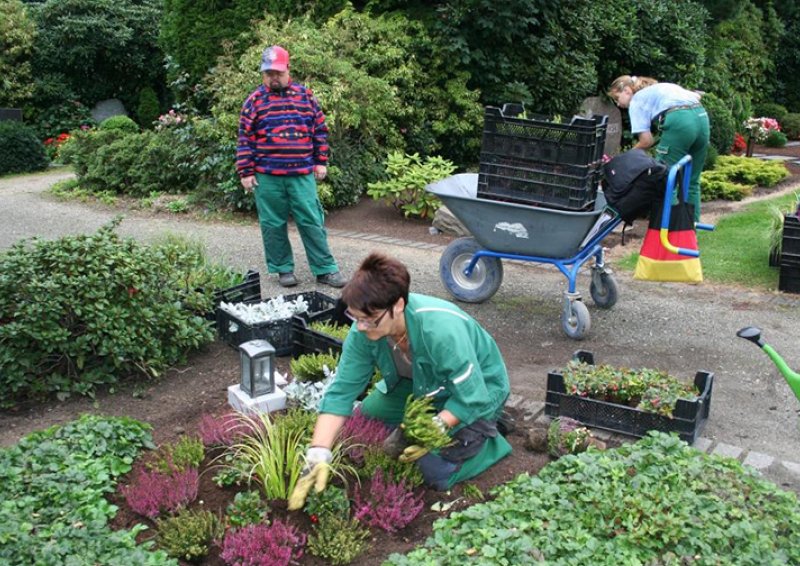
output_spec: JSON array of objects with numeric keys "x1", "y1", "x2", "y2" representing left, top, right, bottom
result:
[
  {"x1": 477, "y1": 104, "x2": 607, "y2": 211},
  {"x1": 544, "y1": 351, "x2": 713, "y2": 444},
  {"x1": 292, "y1": 298, "x2": 351, "y2": 356},
  {"x1": 216, "y1": 291, "x2": 337, "y2": 355},
  {"x1": 203, "y1": 270, "x2": 261, "y2": 323}
]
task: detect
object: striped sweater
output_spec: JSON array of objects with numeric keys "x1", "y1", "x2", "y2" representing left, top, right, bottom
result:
[{"x1": 236, "y1": 83, "x2": 329, "y2": 177}]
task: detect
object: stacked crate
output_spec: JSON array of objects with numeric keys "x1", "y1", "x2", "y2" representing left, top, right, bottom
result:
[
  {"x1": 478, "y1": 103, "x2": 608, "y2": 211},
  {"x1": 779, "y1": 214, "x2": 800, "y2": 293}
]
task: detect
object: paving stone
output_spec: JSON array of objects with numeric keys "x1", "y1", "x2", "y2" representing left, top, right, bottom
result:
[
  {"x1": 743, "y1": 451, "x2": 774, "y2": 470},
  {"x1": 712, "y1": 442, "x2": 743, "y2": 460},
  {"x1": 522, "y1": 400, "x2": 545, "y2": 419},
  {"x1": 591, "y1": 429, "x2": 612, "y2": 441},
  {"x1": 781, "y1": 460, "x2": 800, "y2": 476},
  {"x1": 692, "y1": 437, "x2": 713, "y2": 453},
  {"x1": 505, "y1": 393, "x2": 526, "y2": 409}
]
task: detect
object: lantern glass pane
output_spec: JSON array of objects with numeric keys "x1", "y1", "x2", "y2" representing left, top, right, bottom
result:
[
  {"x1": 252, "y1": 354, "x2": 273, "y2": 396},
  {"x1": 239, "y1": 351, "x2": 253, "y2": 396}
]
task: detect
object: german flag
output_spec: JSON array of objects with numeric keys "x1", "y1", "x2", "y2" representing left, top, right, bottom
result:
[{"x1": 634, "y1": 199, "x2": 702, "y2": 283}]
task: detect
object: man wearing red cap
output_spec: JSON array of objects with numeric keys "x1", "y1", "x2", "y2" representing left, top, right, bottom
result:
[{"x1": 237, "y1": 45, "x2": 346, "y2": 288}]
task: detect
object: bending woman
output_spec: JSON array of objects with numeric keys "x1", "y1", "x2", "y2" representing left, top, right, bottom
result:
[
  {"x1": 289, "y1": 252, "x2": 511, "y2": 509},
  {"x1": 608, "y1": 75, "x2": 709, "y2": 222}
]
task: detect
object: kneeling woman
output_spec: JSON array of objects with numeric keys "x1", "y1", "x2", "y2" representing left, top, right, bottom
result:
[{"x1": 289, "y1": 252, "x2": 511, "y2": 508}]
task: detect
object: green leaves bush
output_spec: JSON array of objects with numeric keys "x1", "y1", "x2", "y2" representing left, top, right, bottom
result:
[
  {"x1": 100, "y1": 115, "x2": 140, "y2": 133},
  {"x1": 0, "y1": 120, "x2": 48, "y2": 175},
  {"x1": 387, "y1": 432, "x2": 800, "y2": 565},
  {"x1": 701, "y1": 155, "x2": 789, "y2": 201},
  {"x1": 782, "y1": 113, "x2": 800, "y2": 140},
  {"x1": 367, "y1": 152, "x2": 455, "y2": 219},
  {"x1": 701, "y1": 92, "x2": 736, "y2": 156},
  {"x1": 0, "y1": 219, "x2": 214, "y2": 406},
  {"x1": 0, "y1": 414, "x2": 175, "y2": 565}
]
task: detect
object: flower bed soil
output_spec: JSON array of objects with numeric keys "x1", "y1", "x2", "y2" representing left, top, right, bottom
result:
[{"x1": 107, "y1": 405, "x2": 553, "y2": 565}]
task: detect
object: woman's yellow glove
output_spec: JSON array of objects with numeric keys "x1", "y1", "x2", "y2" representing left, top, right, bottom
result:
[
  {"x1": 398, "y1": 444, "x2": 429, "y2": 463},
  {"x1": 287, "y1": 447, "x2": 332, "y2": 511}
]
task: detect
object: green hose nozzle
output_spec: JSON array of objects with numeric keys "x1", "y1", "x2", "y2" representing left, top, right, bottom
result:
[{"x1": 737, "y1": 326, "x2": 800, "y2": 403}]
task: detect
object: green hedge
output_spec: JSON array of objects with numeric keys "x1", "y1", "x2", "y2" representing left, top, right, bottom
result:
[
  {"x1": 0, "y1": 220, "x2": 214, "y2": 406},
  {"x1": 0, "y1": 121, "x2": 49, "y2": 175}
]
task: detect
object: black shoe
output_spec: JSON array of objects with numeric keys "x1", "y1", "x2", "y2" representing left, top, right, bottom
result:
[
  {"x1": 278, "y1": 272, "x2": 298, "y2": 287},
  {"x1": 316, "y1": 271, "x2": 347, "y2": 288}
]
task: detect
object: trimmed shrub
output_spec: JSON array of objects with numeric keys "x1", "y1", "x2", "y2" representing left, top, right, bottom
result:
[
  {"x1": 136, "y1": 86, "x2": 160, "y2": 128},
  {"x1": 764, "y1": 129, "x2": 788, "y2": 148},
  {"x1": 781, "y1": 113, "x2": 800, "y2": 140},
  {"x1": 99, "y1": 115, "x2": 139, "y2": 133},
  {"x1": 702, "y1": 92, "x2": 736, "y2": 155},
  {"x1": 0, "y1": 219, "x2": 215, "y2": 406},
  {"x1": 703, "y1": 144, "x2": 718, "y2": 171},
  {"x1": 58, "y1": 127, "x2": 127, "y2": 176},
  {"x1": 752, "y1": 102, "x2": 789, "y2": 125},
  {"x1": 156, "y1": 508, "x2": 223, "y2": 562},
  {"x1": 0, "y1": 121, "x2": 49, "y2": 175}
]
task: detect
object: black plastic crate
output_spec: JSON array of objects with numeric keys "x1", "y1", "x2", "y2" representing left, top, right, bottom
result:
[
  {"x1": 544, "y1": 351, "x2": 713, "y2": 444},
  {"x1": 216, "y1": 291, "x2": 337, "y2": 355},
  {"x1": 204, "y1": 270, "x2": 261, "y2": 322},
  {"x1": 292, "y1": 299, "x2": 350, "y2": 356},
  {"x1": 779, "y1": 263, "x2": 800, "y2": 294},
  {"x1": 477, "y1": 158, "x2": 601, "y2": 210},
  {"x1": 481, "y1": 104, "x2": 608, "y2": 168},
  {"x1": 782, "y1": 215, "x2": 800, "y2": 256},
  {"x1": 214, "y1": 270, "x2": 261, "y2": 305}
]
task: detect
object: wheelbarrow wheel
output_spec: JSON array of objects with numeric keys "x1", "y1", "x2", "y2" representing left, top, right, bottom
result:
[
  {"x1": 561, "y1": 300, "x2": 590, "y2": 340},
  {"x1": 439, "y1": 237, "x2": 503, "y2": 303},
  {"x1": 590, "y1": 270, "x2": 619, "y2": 309}
]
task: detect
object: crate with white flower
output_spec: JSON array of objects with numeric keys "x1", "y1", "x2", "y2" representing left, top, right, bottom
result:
[{"x1": 216, "y1": 291, "x2": 336, "y2": 355}]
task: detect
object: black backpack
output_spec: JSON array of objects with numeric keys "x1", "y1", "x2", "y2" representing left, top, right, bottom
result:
[{"x1": 603, "y1": 149, "x2": 667, "y2": 223}]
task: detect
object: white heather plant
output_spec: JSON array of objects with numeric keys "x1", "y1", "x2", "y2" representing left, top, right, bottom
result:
[{"x1": 219, "y1": 295, "x2": 310, "y2": 324}]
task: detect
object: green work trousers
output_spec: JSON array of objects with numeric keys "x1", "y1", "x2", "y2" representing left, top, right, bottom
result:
[
  {"x1": 253, "y1": 172, "x2": 338, "y2": 275},
  {"x1": 655, "y1": 106, "x2": 710, "y2": 222}
]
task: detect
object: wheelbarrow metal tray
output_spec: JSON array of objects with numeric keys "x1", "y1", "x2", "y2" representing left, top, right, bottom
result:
[
  {"x1": 544, "y1": 351, "x2": 713, "y2": 444},
  {"x1": 428, "y1": 173, "x2": 603, "y2": 258}
]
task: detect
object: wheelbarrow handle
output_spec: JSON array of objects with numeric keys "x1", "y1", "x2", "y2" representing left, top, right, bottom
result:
[{"x1": 659, "y1": 155, "x2": 699, "y2": 257}]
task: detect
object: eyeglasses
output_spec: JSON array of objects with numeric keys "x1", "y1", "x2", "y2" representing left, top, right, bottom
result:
[{"x1": 344, "y1": 308, "x2": 389, "y2": 329}]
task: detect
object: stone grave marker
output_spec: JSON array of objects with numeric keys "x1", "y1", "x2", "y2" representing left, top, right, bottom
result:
[
  {"x1": 578, "y1": 96, "x2": 622, "y2": 157},
  {"x1": 90, "y1": 98, "x2": 127, "y2": 124}
]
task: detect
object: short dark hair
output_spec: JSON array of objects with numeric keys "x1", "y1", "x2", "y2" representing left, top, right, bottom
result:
[{"x1": 341, "y1": 252, "x2": 410, "y2": 315}]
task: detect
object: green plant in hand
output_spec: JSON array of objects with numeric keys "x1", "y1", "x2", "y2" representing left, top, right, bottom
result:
[
  {"x1": 290, "y1": 351, "x2": 340, "y2": 383},
  {"x1": 226, "y1": 491, "x2": 270, "y2": 528},
  {"x1": 401, "y1": 395, "x2": 453, "y2": 451},
  {"x1": 367, "y1": 152, "x2": 456, "y2": 219},
  {"x1": 156, "y1": 508, "x2": 223, "y2": 562}
]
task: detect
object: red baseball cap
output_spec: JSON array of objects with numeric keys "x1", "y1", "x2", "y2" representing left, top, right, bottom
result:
[{"x1": 260, "y1": 45, "x2": 290, "y2": 72}]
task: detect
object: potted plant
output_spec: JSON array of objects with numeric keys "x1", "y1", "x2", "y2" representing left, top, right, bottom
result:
[{"x1": 545, "y1": 351, "x2": 713, "y2": 443}]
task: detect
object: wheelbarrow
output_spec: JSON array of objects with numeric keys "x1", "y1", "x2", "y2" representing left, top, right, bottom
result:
[
  {"x1": 737, "y1": 327, "x2": 800, "y2": 403},
  {"x1": 426, "y1": 156, "x2": 708, "y2": 339}
]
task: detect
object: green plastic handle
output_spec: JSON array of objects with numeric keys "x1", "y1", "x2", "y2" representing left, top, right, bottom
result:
[{"x1": 763, "y1": 344, "x2": 800, "y2": 402}]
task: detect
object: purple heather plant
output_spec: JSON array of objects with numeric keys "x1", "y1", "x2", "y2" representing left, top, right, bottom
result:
[
  {"x1": 340, "y1": 407, "x2": 390, "y2": 464},
  {"x1": 119, "y1": 464, "x2": 199, "y2": 519},
  {"x1": 198, "y1": 412, "x2": 241, "y2": 447},
  {"x1": 220, "y1": 520, "x2": 307, "y2": 566},
  {"x1": 353, "y1": 469, "x2": 424, "y2": 532}
]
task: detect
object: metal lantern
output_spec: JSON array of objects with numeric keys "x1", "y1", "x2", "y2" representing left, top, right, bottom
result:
[{"x1": 239, "y1": 339, "x2": 276, "y2": 397}]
